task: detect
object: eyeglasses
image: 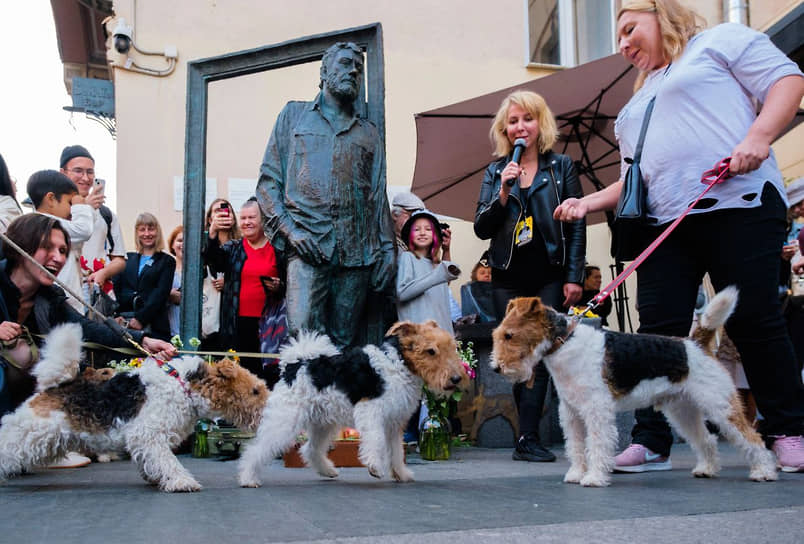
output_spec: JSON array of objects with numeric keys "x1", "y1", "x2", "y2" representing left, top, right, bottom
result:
[{"x1": 67, "y1": 167, "x2": 95, "y2": 177}]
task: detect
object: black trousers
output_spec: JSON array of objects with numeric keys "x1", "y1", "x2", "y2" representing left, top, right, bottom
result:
[
  {"x1": 492, "y1": 280, "x2": 564, "y2": 439},
  {"x1": 632, "y1": 184, "x2": 804, "y2": 455}
]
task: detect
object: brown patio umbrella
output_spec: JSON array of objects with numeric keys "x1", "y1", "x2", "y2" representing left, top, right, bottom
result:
[{"x1": 412, "y1": 54, "x2": 637, "y2": 225}]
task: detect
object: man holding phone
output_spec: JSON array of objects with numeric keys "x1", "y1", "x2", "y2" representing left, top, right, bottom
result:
[{"x1": 60, "y1": 145, "x2": 127, "y2": 306}]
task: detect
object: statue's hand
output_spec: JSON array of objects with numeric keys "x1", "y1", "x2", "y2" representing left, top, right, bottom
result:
[
  {"x1": 289, "y1": 230, "x2": 324, "y2": 265},
  {"x1": 370, "y1": 252, "x2": 395, "y2": 292}
]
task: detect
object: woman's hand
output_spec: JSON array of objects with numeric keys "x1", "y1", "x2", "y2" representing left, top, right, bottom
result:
[
  {"x1": 782, "y1": 242, "x2": 798, "y2": 261},
  {"x1": 261, "y1": 277, "x2": 282, "y2": 293},
  {"x1": 212, "y1": 275, "x2": 224, "y2": 292},
  {"x1": 209, "y1": 209, "x2": 234, "y2": 237},
  {"x1": 794, "y1": 256, "x2": 804, "y2": 275},
  {"x1": 499, "y1": 162, "x2": 521, "y2": 205},
  {"x1": 553, "y1": 198, "x2": 589, "y2": 222},
  {"x1": 563, "y1": 283, "x2": 583, "y2": 308},
  {"x1": 441, "y1": 226, "x2": 452, "y2": 261},
  {"x1": 729, "y1": 135, "x2": 770, "y2": 176},
  {"x1": 142, "y1": 337, "x2": 178, "y2": 360},
  {"x1": 169, "y1": 288, "x2": 181, "y2": 305},
  {"x1": 0, "y1": 321, "x2": 22, "y2": 342},
  {"x1": 127, "y1": 317, "x2": 144, "y2": 331}
]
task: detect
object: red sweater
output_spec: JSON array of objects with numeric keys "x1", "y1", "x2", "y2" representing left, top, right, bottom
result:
[{"x1": 238, "y1": 240, "x2": 278, "y2": 317}]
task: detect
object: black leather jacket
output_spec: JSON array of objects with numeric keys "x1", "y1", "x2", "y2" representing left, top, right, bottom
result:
[{"x1": 474, "y1": 151, "x2": 586, "y2": 285}]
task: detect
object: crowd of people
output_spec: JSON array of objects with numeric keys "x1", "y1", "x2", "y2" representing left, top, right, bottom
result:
[{"x1": 0, "y1": 0, "x2": 802, "y2": 477}]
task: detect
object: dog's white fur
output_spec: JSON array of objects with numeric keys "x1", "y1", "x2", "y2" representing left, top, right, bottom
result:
[
  {"x1": 239, "y1": 324, "x2": 467, "y2": 487},
  {"x1": 492, "y1": 287, "x2": 778, "y2": 487},
  {"x1": 0, "y1": 324, "x2": 267, "y2": 492}
]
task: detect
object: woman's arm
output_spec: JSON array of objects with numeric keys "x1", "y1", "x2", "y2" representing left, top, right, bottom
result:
[
  {"x1": 474, "y1": 163, "x2": 508, "y2": 240},
  {"x1": 553, "y1": 180, "x2": 623, "y2": 222},
  {"x1": 112, "y1": 254, "x2": 138, "y2": 311},
  {"x1": 559, "y1": 156, "x2": 586, "y2": 286},
  {"x1": 730, "y1": 75, "x2": 804, "y2": 175}
]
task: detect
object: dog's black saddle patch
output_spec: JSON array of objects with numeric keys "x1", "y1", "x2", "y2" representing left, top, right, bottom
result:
[
  {"x1": 602, "y1": 331, "x2": 689, "y2": 396},
  {"x1": 58, "y1": 373, "x2": 147, "y2": 430},
  {"x1": 294, "y1": 349, "x2": 386, "y2": 404},
  {"x1": 282, "y1": 363, "x2": 302, "y2": 385}
]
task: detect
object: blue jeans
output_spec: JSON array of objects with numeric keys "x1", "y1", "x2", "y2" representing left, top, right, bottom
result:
[{"x1": 632, "y1": 183, "x2": 804, "y2": 455}]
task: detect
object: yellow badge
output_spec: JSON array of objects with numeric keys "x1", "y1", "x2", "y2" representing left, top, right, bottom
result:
[{"x1": 514, "y1": 216, "x2": 533, "y2": 247}]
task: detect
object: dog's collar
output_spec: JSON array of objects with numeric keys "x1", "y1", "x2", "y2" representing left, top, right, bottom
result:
[
  {"x1": 545, "y1": 318, "x2": 579, "y2": 356},
  {"x1": 155, "y1": 359, "x2": 191, "y2": 396}
]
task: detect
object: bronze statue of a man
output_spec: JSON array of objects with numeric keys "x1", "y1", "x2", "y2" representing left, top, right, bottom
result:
[{"x1": 256, "y1": 42, "x2": 395, "y2": 348}]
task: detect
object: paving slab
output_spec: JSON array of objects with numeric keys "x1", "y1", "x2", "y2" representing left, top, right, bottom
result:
[{"x1": 1, "y1": 444, "x2": 801, "y2": 543}]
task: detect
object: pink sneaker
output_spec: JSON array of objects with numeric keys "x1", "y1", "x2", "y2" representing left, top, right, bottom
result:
[
  {"x1": 613, "y1": 444, "x2": 671, "y2": 473},
  {"x1": 771, "y1": 435, "x2": 804, "y2": 473}
]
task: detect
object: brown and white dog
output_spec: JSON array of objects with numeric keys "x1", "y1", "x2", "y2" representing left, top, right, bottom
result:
[
  {"x1": 491, "y1": 287, "x2": 777, "y2": 487},
  {"x1": 238, "y1": 320, "x2": 469, "y2": 487},
  {"x1": 0, "y1": 324, "x2": 268, "y2": 492}
]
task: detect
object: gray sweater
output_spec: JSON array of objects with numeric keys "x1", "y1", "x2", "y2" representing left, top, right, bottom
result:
[{"x1": 396, "y1": 251, "x2": 459, "y2": 335}]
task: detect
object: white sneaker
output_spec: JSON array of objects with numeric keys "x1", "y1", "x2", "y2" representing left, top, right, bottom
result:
[{"x1": 48, "y1": 452, "x2": 91, "y2": 469}]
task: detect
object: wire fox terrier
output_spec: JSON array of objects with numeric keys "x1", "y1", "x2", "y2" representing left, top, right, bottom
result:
[
  {"x1": 0, "y1": 324, "x2": 268, "y2": 492},
  {"x1": 491, "y1": 287, "x2": 777, "y2": 487},
  {"x1": 238, "y1": 320, "x2": 469, "y2": 487}
]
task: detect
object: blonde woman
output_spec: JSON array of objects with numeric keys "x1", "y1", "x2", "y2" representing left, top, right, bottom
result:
[
  {"x1": 554, "y1": 0, "x2": 804, "y2": 473},
  {"x1": 474, "y1": 89, "x2": 586, "y2": 463},
  {"x1": 113, "y1": 212, "x2": 175, "y2": 340}
]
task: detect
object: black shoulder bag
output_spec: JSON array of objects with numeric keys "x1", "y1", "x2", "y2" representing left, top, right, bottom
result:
[{"x1": 610, "y1": 96, "x2": 655, "y2": 262}]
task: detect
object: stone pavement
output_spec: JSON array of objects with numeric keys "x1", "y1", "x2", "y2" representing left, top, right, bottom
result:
[{"x1": 1, "y1": 444, "x2": 802, "y2": 544}]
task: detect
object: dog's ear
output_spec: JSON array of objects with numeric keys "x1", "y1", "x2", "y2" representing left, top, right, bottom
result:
[
  {"x1": 216, "y1": 358, "x2": 238, "y2": 379},
  {"x1": 524, "y1": 297, "x2": 544, "y2": 316},
  {"x1": 505, "y1": 298, "x2": 518, "y2": 317},
  {"x1": 387, "y1": 321, "x2": 418, "y2": 339}
]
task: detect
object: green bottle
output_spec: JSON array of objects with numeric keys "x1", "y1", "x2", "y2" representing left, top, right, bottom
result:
[{"x1": 193, "y1": 419, "x2": 211, "y2": 458}]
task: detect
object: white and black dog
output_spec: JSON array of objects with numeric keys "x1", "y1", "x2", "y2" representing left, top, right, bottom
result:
[
  {"x1": 0, "y1": 324, "x2": 268, "y2": 492},
  {"x1": 491, "y1": 287, "x2": 778, "y2": 487},
  {"x1": 238, "y1": 320, "x2": 469, "y2": 487}
]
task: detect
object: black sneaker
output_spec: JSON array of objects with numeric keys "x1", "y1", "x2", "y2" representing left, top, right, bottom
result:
[{"x1": 512, "y1": 436, "x2": 556, "y2": 462}]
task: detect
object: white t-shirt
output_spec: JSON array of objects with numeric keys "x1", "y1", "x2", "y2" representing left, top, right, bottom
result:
[
  {"x1": 81, "y1": 208, "x2": 126, "y2": 271},
  {"x1": 615, "y1": 23, "x2": 803, "y2": 225}
]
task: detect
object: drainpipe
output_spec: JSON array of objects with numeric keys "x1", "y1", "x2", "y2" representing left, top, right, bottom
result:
[{"x1": 724, "y1": 0, "x2": 750, "y2": 25}]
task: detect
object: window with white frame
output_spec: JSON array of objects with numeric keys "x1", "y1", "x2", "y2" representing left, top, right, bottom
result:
[{"x1": 528, "y1": 0, "x2": 616, "y2": 66}]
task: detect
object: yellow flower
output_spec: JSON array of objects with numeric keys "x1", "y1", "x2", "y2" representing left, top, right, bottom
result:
[{"x1": 226, "y1": 349, "x2": 240, "y2": 363}]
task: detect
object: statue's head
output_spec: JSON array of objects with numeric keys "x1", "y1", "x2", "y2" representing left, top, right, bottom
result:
[{"x1": 319, "y1": 42, "x2": 363, "y2": 102}]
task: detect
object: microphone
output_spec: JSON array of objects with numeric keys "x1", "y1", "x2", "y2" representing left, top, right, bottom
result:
[{"x1": 506, "y1": 138, "x2": 527, "y2": 187}]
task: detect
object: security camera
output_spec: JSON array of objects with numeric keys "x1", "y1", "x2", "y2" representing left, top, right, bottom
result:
[{"x1": 112, "y1": 18, "x2": 133, "y2": 54}]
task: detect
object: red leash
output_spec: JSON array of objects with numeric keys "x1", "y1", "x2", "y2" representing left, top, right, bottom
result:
[{"x1": 576, "y1": 157, "x2": 733, "y2": 317}]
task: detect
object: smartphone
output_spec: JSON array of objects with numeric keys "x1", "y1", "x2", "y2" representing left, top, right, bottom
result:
[
  {"x1": 219, "y1": 202, "x2": 229, "y2": 215},
  {"x1": 93, "y1": 178, "x2": 106, "y2": 195}
]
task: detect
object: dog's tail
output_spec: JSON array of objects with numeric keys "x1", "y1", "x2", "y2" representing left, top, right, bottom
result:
[
  {"x1": 692, "y1": 286, "x2": 738, "y2": 353},
  {"x1": 31, "y1": 323, "x2": 84, "y2": 392}
]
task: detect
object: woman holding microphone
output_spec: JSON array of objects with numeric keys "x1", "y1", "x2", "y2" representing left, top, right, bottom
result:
[{"x1": 475, "y1": 90, "x2": 586, "y2": 462}]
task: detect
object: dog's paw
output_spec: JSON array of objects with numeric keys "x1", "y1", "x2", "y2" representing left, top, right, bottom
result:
[
  {"x1": 317, "y1": 466, "x2": 339, "y2": 479},
  {"x1": 563, "y1": 467, "x2": 584, "y2": 484},
  {"x1": 579, "y1": 473, "x2": 610, "y2": 487},
  {"x1": 692, "y1": 464, "x2": 717, "y2": 478},
  {"x1": 238, "y1": 470, "x2": 262, "y2": 488},
  {"x1": 161, "y1": 476, "x2": 202, "y2": 493},
  {"x1": 749, "y1": 465, "x2": 778, "y2": 482},
  {"x1": 392, "y1": 466, "x2": 414, "y2": 482},
  {"x1": 367, "y1": 465, "x2": 384, "y2": 479}
]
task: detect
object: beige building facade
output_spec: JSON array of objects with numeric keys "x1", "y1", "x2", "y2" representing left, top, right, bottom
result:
[{"x1": 54, "y1": 0, "x2": 803, "y2": 330}]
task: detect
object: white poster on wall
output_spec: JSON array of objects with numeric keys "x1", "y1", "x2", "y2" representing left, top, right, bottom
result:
[
  {"x1": 173, "y1": 176, "x2": 218, "y2": 212},
  {"x1": 228, "y1": 178, "x2": 258, "y2": 211}
]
